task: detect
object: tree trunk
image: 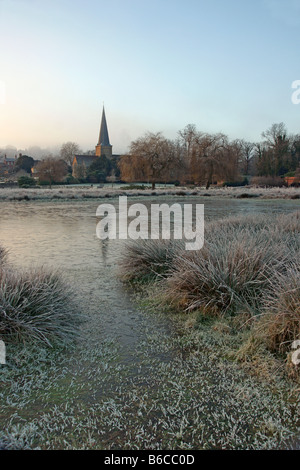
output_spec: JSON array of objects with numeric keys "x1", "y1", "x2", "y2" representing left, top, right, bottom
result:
[
  {"x1": 152, "y1": 182, "x2": 156, "y2": 190},
  {"x1": 206, "y1": 163, "x2": 213, "y2": 189}
]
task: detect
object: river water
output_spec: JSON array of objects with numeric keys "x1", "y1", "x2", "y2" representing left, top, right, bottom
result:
[
  {"x1": 0, "y1": 196, "x2": 299, "y2": 449},
  {"x1": 0, "y1": 196, "x2": 299, "y2": 361}
]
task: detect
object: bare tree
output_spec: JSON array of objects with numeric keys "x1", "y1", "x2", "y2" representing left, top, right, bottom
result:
[
  {"x1": 239, "y1": 140, "x2": 256, "y2": 175},
  {"x1": 223, "y1": 139, "x2": 243, "y2": 182},
  {"x1": 177, "y1": 124, "x2": 198, "y2": 183},
  {"x1": 261, "y1": 122, "x2": 287, "y2": 148},
  {"x1": 119, "y1": 132, "x2": 176, "y2": 190},
  {"x1": 189, "y1": 132, "x2": 230, "y2": 189},
  {"x1": 178, "y1": 124, "x2": 197, "y2": 161},
  {"x1": 261, "y1": 123, "x2": 290, "y2": 175},
  {"x1": 35, "y1": 157, "x2": 68, "y2": 188},
  {"x1": 60, "y1": 142, "x2": 81, "y2": 166},
  {"x1": 289, "y1": 134, "x2": 300, "y2": 172}
]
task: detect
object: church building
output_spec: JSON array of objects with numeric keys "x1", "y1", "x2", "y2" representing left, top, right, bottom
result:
[{"x1": 72, "y1": 106, "x2": 114, "y2": 178}]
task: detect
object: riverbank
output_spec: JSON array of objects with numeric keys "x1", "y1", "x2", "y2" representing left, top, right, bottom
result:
[
  {"x1": 0, "y1": 185, "x2": 299, "y2": 201},
  {"x1": 120, "y1": 212, "x2": 300, "y2": 374},
  {"x1": 0, "y1": 198, "x2": 299, "y2": 450}
]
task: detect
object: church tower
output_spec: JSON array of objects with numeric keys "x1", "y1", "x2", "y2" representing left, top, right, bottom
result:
[{"x1": 95, "y1": 106, "x2": 112, "y2": 159}]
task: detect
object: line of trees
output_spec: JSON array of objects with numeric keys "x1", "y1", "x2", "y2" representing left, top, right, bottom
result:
[
  {"x1": 5, "y1": 122, "x2": 300, "y2": 189},
  {"x1": 119, "y1": 123, "x2": 300, "y2": 189}
]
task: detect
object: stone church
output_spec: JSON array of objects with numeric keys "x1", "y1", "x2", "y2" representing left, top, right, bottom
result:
[{"x1": 72, "y1": 107, "x2": 115, "y2": 178}]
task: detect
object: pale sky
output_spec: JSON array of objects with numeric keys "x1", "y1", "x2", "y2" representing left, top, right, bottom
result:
[{"x1": 0, "y1": 0, "x2": 300, "y2": 155}]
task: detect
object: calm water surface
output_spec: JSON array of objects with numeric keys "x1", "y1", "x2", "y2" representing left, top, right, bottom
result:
[{"x1": 0, "y1": 196, "x2": 299, "y2": 354}]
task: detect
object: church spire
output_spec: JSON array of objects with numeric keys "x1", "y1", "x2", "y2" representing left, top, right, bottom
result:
[
  {"x1": 98, "y1": 106, "x2": 110, "y2": 146},
  {"x1": 95, "y1": 105, "x2": 113, "y2": 158}
]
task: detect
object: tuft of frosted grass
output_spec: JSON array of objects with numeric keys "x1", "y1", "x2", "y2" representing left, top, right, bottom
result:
[
  {"x1": 0, "y1": 266, "x2": 81, "y2": 346},
  {"x1": 119, "y1": 212, "x2": 298, "y2": 361},
  {"x1": 256, "y1": 266, "x2": 300, "y2": 353},
  {"x1": 120, "y1": 212, "x2": 299, "y2": 320},
  {"x1": 0, "y1": 423, "x2": 40, "y2": 450},
  {"x1": 162, "y1": 213, "x2": 299, "y2": 316},
  {"x1": 0, "y1": 244, "x2": 8, "y2": 267},
  {"x1": 119, "y1": 239, "x2": 184, "y2": 283},
  {"x1": 165, "y1": 234, "x2": 277, "y2": 315}
]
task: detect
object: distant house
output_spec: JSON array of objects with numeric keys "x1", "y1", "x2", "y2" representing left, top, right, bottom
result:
[
  {"x1": 0, "y1": 154, "x2": 16, "y2": 175},
  {"x1": 72, "y1": 106, "x2": 117, "y2": 179}
]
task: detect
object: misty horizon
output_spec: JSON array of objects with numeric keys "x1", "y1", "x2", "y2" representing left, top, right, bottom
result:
[{"x1": 1, "y1": 0, "x2": 300, "y2": 157}]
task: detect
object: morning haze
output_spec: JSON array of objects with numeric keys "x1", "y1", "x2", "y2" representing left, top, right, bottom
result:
[{"x1": 0, "y1": 0, "x2": 300, "y2": 154}]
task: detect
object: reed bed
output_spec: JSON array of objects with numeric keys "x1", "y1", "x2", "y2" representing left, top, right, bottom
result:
[{"x1": 120, "y1": 212, "x2": 300, "y2": 357}]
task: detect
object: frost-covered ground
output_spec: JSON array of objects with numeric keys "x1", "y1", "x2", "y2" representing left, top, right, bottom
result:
[
  {"x1": 0, "y1": 189, "x2": 299, "y2": 450},
  {"x1": 0, "y1": 185, "x2": 299, "y2": 201},
  {"x1": 1, "y1": 307, "x2": 300, "y2": 450}
]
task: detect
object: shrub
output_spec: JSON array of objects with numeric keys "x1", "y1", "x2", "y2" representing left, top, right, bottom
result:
[
  {"x1": 65, "y1": 175, "x2": 79, "y2": 185},
  {"x1": 18, "y1": 176, "x2": 36, "y2": 188},
  {"x1": 223, "y1": 178, "x2": 248, "y2": 187},
  {"x1": 121, "y1": 184, "x2": 151, "y2": 190},
  {"x1": 251, "y1": 176, "x2": 287, "y2": 187},
  {"x1": 87, "y1": 156, "x2": 112, "y2": 183},
  {"x1": 0, "y1": 267, "x2": 81, "y2": 346},
  {"x1": 236, "y1": 193, "x2": 260, "y2": 199}
]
